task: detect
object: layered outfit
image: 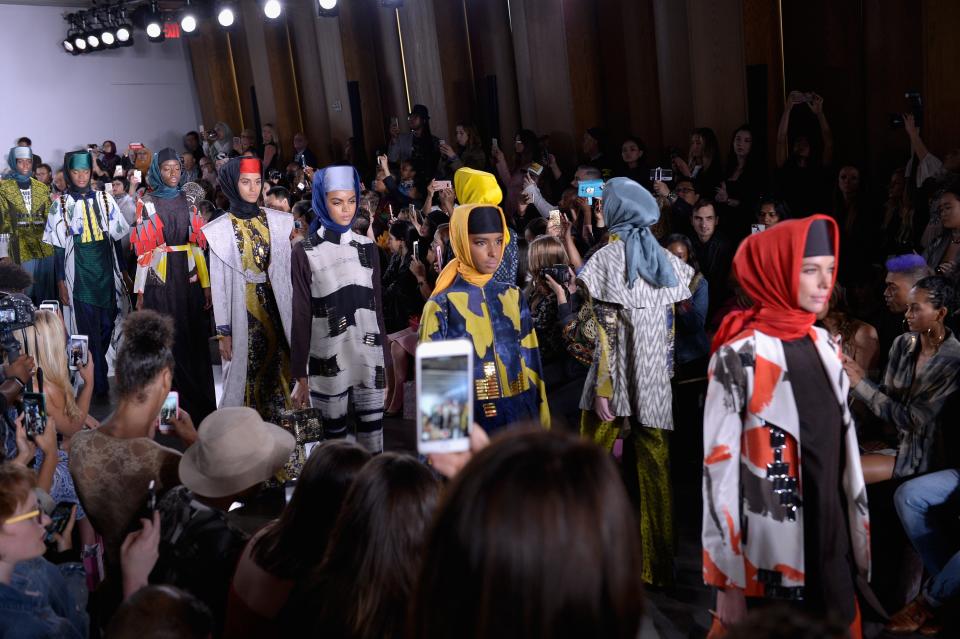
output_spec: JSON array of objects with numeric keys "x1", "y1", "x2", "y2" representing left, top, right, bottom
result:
[
  {"x1": 851, "y1": 329, "x2": 960, "y2": 478},
  {"x1": 206, "y1": 157, "x2": 293, "y2": 422},
  {"x1": 43, "y1": 151, "x2": 130, "y2": 396},
  {"x1": 419, "y1": 203, "x2": 549, "y2": 434},
  {"x1": 574, "y1": 178, "x2": 693, "y2": 586},
  {"x1": 702, "y1": 215, "x2": 870, "y2": 637},
  {"x1": 133, "y1": 149, "x2": 216, "y2": 422},
  {"x1": 0, "y1": 146, "x2": 55, "y2": 303},
  {"x1": 290, "y1": 166, "x2": 388, "y2": 453}
]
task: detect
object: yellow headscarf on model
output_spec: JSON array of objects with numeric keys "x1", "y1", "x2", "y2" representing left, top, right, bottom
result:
[
  {"x1": 431, "y1": 203, "x2": 511, "y2": 297},
  {"x1": 454, "y1": 167, "x2": 502, "y2": 206}
]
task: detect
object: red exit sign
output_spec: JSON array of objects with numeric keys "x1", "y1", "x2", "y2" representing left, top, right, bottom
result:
[{"x1": 164, "y1": 22, "x2": 181, "y2": 38}]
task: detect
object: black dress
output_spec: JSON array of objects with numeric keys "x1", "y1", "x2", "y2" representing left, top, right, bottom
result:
[
  {"x1": 142, "y1": 193, "x2": 217, "y2": 422},
  {"x1": 781, "y1": 336, "x2": 857, "y2": 625}
]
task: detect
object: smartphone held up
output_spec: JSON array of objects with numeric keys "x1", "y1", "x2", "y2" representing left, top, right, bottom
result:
[
  {"x1": 157, "y1": 391, "x2": 179, "y2": 434},
  {"x1": 416, "y1": 340, "x2": 473, "y2": 454}
]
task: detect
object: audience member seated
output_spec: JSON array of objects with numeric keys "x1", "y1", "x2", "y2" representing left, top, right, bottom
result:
[
  {"x1": 225, "y1": 440, "x2": 371, "y2": 638},
  {"x1": 493, "y1": 129, "x2": 545, "y2": 219},
  {"x1": 887, "y1": 468, "x2": 960, "y2": 635},
  {"x1": 690, "y1": 200, "x2": 734, "y2": 319},
  {"x1": 69, "y1": 311, "x2": 196, "y2": 577},
  {"x1": 673, "y1": 127, "x2": 723, "y2": 199},
  {"x1": 756, "y1": 196, "x2": 789, "y2": 229},
  {"x1": 153, "y1": 406, "x2": 294, "y2": 632},
  {"x1": 0, "y1": 462, "x2": 87, "y2": 639},
  {"x1": 438, "y1": 122, "x2": 487, "y2": 175},
  {"x1": 664, "y1": 234, "x2": 710, "y2": 376},
  {"x1": 381, "y1": 219, "x2": 423, "y2": 333},
  {"x1": 615, "y1": 136, "x2": 650, "y2": 187},
  {"x1": 107, "y1": 585, "x2": 213, "y2": 639},
  {"x1": 774, "y1": 90, "x2": 834, "y2": 217},
  {"x1": 409, "y1": 429, "x2": 645, "y2": 638},
  {"x1": 387, "y1": 104, "x2": 440, "y2": 191},
  {"x1": 581, "y1": 127, "x2": 613, "y2": 180},
  {"x1": 818, "y1": 284, "x2": 880, "y2": 380},
  {"x1": 716, "y1": 124, "x2": 764, "y2": 240},
  {"x1": 264, "y1": 185, "x2": 292, "y2": 212},
  {"x1": 652, "y1": 176, "x2": 699, "y2": 237},
  {"x1": 878, "y1": 254, "x2": 932, "y2": 366},
  {"x1": 923, "y1": 183, "x2": 960, "y2": 285},
  {"x1": 284, "y1": 453, "x2": 439, "y2": 638},
  {"x1": 291, "y1": 132, "x2": 318, "y2": 169},
  {"x1": 846, "y1": 276, "x2": 960, "y2": 483}
]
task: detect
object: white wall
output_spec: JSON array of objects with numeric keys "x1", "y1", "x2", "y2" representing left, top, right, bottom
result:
[{"x1": 0, "y1": 3, "x2": 202, "y2": 169}]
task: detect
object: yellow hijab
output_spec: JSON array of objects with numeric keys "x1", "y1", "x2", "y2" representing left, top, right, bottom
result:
[
  {"x1": 454, "y1": 167, "x2": 502, "y2": 206},
  {"x1": 431, "y1": 203, "x2": 511, "y2": 296}
]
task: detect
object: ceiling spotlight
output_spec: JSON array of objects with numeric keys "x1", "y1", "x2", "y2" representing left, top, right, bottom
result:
[
  {"x1": 86, "y1": 32, "x2": 101, "y2": 48},
  {"x1": 143, "y1": 1, "x2": 165, "y2": 42},
  {"x1": 116, "y1": 24, "x2": 131, "y2": 42},
  {"x1": 62, "y1": 38, "x2": 75, "y2": 53},
  {"x1": 75, "y1": 36, "x2": 87, "y2": 51},
  {"x1": 317, "y1": 0, "x2": 339, "y2": 17},
  {"x1": 100, "y1": 28, "x2": 116, "y2": 46},
  {"x1": 264, "y1": 1, "x2": 282, "y2": 19},
  {"x1": 218, "y1": 9, "x2": 235, "y2": 27},
  {"x1": 180, "y1": 0, "x2": 198, "y2": 33}
]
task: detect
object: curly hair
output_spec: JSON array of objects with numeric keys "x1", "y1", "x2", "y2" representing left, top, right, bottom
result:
[{"x1": 114, "y1": 310, "x2": 175, "y2": 401}]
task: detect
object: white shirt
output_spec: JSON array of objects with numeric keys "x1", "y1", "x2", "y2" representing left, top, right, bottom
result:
[{"x1": 19, "y1": 188, "x2": 31, "y2": 212}]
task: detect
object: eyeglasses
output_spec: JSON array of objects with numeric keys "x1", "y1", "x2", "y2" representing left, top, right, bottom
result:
[
  {"x1": 4, "y1": 509, "x2": 41, "y2": 525},
  {"x1": 676, "y1": 188, "x2": 695, "y2": 194}
]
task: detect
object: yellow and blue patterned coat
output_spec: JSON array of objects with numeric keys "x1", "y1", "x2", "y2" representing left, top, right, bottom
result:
[{"x1": 419, "y1": 275, "x2": 550, "y2": 432}]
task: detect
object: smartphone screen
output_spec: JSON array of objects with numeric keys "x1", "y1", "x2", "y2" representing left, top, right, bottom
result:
[
  {"x1": 68, "y1": 335, "x2": 89, "y2": 371},
  {"x1": 284, "y1": 480, "x2": 296, "y2": 505},
  {"x1": 158, "y1": 391, "x2": 179, "y2": 433},
  {"x1": 751, "y1": 224, "x2": 766, "y2": 234},
  {"x1": 22, "y1": 393, "x2": 47, "y2": 439},
  {"x1": 413, "y1": 240, "x2": 420, "y2": 258},
  {"x1": 416, "y1": 341, "x2": 473, "y2": 454},
  {"x1": 44, "y1": 502, "x2": 74, "y2": 544}
]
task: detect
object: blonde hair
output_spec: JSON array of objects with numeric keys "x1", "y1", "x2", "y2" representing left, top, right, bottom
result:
[
  {"x1": 526, "y1": 235, "x2": 570, "y2": 298},
  {"x1": 20, "y1": 310, "x2": 81, "y2": 422}
]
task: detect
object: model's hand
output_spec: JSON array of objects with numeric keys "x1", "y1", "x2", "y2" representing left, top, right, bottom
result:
[
  {"x1": 291, "y1": 378, "x2": 310, "y2": 409},
  {"x1": 593, "y1": 396, "x2": 615, "y2": 422},
  {"x1": 219, "y1": 335, "x2": 233, "y2": 362}
]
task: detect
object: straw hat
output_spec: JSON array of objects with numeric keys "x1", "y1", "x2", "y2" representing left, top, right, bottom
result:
[{"x1": 179, "y1": 407, "x2": 295, "y2": 498}]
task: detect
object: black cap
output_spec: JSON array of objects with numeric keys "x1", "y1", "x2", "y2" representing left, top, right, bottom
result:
[
  {"x1": 157, "y1": 148, "x2": 179, "y2": 164},
  {"x1": 467, "y1": 206, "x2": 502, "y2": 234},
  {"x1": 803, "y1": 219, "x2": 834, "y2": 257}
]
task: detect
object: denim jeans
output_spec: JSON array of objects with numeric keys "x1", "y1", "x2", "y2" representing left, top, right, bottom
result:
[{"x1": 894, "y1": 469, "x2": 960, "y2": 606}]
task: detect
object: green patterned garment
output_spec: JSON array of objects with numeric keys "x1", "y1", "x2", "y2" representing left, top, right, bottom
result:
[{"x1": 0, "y1": 178, "x2": 52, "y2": 262}]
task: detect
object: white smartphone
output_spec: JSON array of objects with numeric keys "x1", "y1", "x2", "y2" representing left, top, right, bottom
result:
[
  {"x1": 67, "y1": 335, "x2": 89, "y2": 371},
  {"x1": 157, "y1": 391, "x2": 179, "y2": 434},
  {"x1": 413, "y1": 239, "x2": 420, "y2": 258},
  {"x1": 39, "y1": 300, "x2": 61, "y2": 315},
  {"x1": 491, "y1": 137, "x2": 499, "y2": 150},
  {"x1": 751, "y1": 224, "x2": 766, "y2": 234},
  {"x1": 133, "y1": 169, "x2": 142, "y2": 182},
  {"x1": 416, "y1": 340, "x2": 473, "y2": 454},
  {"x1": 113, "y1": 165, "x2": 124, "y2": 177}
]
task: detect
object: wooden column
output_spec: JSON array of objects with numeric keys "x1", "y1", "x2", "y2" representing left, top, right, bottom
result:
[
  {"x1": 922, "y1": 0, "x2": 960, "y2": 159},
  {"x1": 651, "y1": 0, "x2": 694, "y2": 152},
  {"x1": 396, "y1": 0, "x2": 450, "y2": 138},
  {"x1": 464, "y1": 0, "x2": 521, "y2": 145},
  {"x1": 434, "y1": 0, "x2": 476, "y2": 140},
  {"x1": 287, "y1": 0, "x2": 334, "y2": 166}
]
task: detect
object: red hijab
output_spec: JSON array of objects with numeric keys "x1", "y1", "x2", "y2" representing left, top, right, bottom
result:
[{"x1": 710, "y1": 214, "x2": 840, "y2": 353}]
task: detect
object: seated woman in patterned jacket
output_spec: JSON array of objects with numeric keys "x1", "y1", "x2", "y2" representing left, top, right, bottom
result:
[{"x1": 418, "y1": 203, "x2": 549, "y2": 434}]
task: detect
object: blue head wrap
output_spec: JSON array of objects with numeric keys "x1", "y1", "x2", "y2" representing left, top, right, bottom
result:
[
  {"x1": 603, "y1": 177, "x2": 678, "y2": 288},
  {"x1": 147, "y1": 148, "x2": 181, "y2": 199},
  {"x1": 7, "y1": 147, "x2": 33, "y2": 188},
  {"x1": 310, "y1": 165, "x2": 361, "y2": 235}
]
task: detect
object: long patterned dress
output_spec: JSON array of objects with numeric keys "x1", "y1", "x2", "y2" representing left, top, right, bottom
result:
[{"x1": 231, "y1": 213, "x2": 291, "y2": 422}]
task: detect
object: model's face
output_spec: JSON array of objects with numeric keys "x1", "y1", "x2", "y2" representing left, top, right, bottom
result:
[
  {"x1": 676, "y1": 181, "x2": 698, "y2": 206},
  {"x1": 35, "y1": 166, "x2": 50, "y2": 183},
  {"x1": 69, "y1": 168, "x2": 91, "y2": 188},
  {"x1": 0, "y1": 494, "x2": 50, "y2": 563},
  {"x1": 938, "y1": 193, "x2": 960, "y2": 230},
  {"x1": 692, "y1": 205, "x2": 717, "y2": 242},
  {"x1": 905, "y1": 287, "x2": 944, "y2": 333},
  {"x1": 160, "y1": 160, "x2": 181, "y2": 188},
  {"x1": 455, "y1": 126, "x2": 468, "y2": 147},
  {"x1": 621, "y1": 141, "x2": 641, "y2": 164},
  {"x1": 15, "y1": 158, "x2": 32, "y2": 176},
  {"x1": 758, "y1": 203, "x2": 780, "y2": 227},
  {"x1": 667, "y1": 241, "x2": 689, "y2": 263},
  {"x1": 237, "y1": 173, "x2": 262, "y2": 204},
  {"x1": 883, "y1": 272, "x2": 914, "y2": 313},
  {"x1": 326, "y1": 189, "x2": 357, "y2": 227},
  {"x1": 838, "y1": 166, "x2": 860, "y2": 195},
  {"x1": 797, "y1": 256, "x2": 835, "y2": 314},
  {"x1": 733, "y1": 130, "x2": 752, "y2": 157},
  {"x1": 469, "y1": 232, "x2": 503, "y2": 274}
]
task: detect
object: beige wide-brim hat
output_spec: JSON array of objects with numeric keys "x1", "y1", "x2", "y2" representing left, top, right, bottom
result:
[{"x1": 179, "y1": 407, "x2": 295, "y2": 499}]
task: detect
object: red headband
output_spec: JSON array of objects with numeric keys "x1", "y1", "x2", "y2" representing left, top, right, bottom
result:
[{"x1": 239, "y1": 158, "x2": 261, "y2": 174}]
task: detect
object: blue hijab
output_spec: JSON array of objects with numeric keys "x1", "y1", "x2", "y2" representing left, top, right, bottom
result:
[
  {"x1": 7, "y1": 147, "x2": 33, "y2": 188},
  {"x1": 310, "y1": 165, "x2": 362, "y2": 235},
  {"x1": 603, "y1": 177, "x2": 677, "y2": 288},
  {"x1": 147, "y1": 148, "x2": 181, "y2": 199}
]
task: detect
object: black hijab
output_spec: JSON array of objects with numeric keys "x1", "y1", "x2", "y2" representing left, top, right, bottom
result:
[{"x1": 217, "y1": 156, "x2": 262, "y2": 219}]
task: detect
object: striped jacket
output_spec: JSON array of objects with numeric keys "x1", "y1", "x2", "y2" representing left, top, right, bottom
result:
[{"x1": 701, "y1": 327, "x2": 870, "y2": 596}]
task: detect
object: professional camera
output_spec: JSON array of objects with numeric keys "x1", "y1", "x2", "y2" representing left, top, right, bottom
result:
[
  {"x1": 889, "y1": 91, "x2": 923, "y2": 129},
  {"x1": 0, "y1": 292, "x2": 36, "y2": 363}
]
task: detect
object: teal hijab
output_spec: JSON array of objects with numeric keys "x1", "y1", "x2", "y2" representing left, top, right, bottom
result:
[
  {"x1": 603, "y1": 177, "x2": 677, "y2": 288},
  {"x1": 147, "y1": 148, "x2": 181, "y2": 199},
  {"x1": 7, "y1": 147, "x2": 33, "y2": 188}
]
